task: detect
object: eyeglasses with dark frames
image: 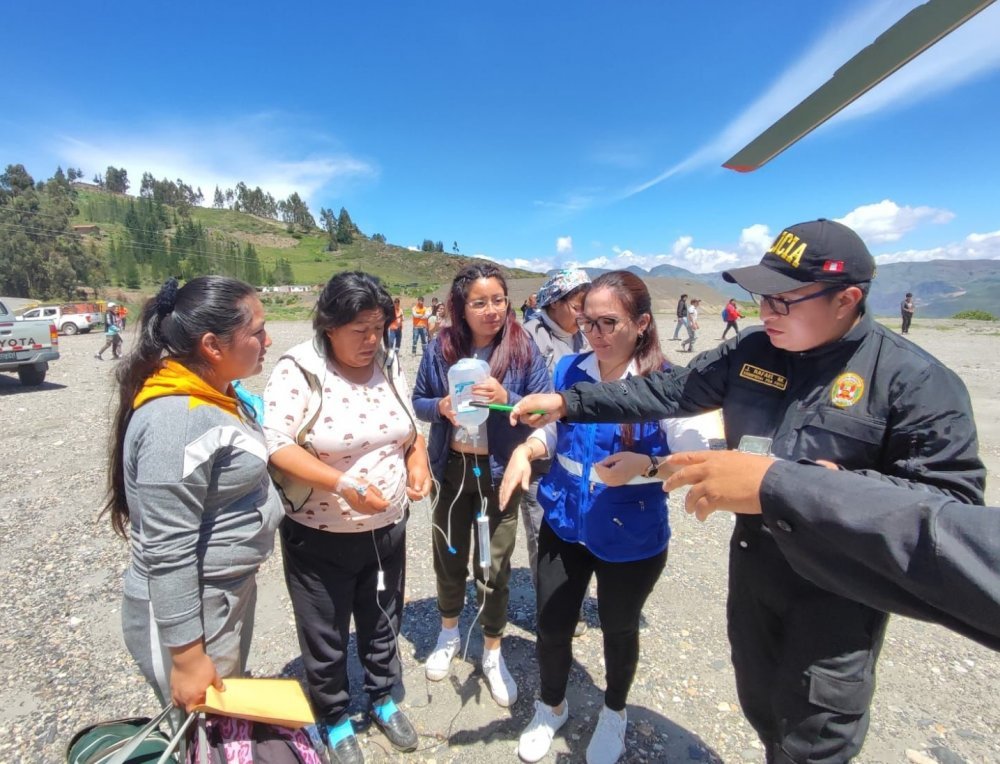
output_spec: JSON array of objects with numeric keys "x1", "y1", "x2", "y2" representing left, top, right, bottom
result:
[
  {"x1": 751, "y1": 285, "x2": 848, "y2": 316},
  {"x1": 575, "y1": 315, "x2": 625, "y2": 335}
]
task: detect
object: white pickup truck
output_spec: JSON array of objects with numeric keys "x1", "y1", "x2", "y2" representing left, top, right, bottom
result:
[
  {"x1": 16, "y1": 304, "x2": 100, "y2": 335},
  {"x1": 0, "y1": 299, "x2": 60, "y2": 386}
]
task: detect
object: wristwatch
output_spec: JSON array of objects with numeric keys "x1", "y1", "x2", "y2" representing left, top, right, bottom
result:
[{"x1": 643, "y1": 454, "x2": 662, "y2": 479}]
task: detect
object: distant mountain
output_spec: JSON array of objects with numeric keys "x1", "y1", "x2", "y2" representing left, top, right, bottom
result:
[
  {"x1": 648, "y1": 263, "x2": 698, "y2": 280},
  {"x1": 558, "y1": 259, "x2": 999, "y2": 318},
  {"x1": 867, "y1": 260, "x2": 1000, "y2": 318}
]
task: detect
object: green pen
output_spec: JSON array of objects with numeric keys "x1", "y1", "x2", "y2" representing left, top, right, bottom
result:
[{"x1": 468, "y1": 401, "x2": 550, "y2": 415}]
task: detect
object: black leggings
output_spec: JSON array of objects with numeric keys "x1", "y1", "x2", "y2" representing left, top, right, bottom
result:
[
  {"x1": 536, "y1": 520, "x2": 667, "y2": 711},
  {"x1": 721, "y1": 320, "x2": 740, "y2": 339},
  {"x1": 280, "y1": 516, "x2": 406, "y2": 726}
]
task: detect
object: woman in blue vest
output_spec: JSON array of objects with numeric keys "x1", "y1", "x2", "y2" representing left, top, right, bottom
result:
[{"x1": 500, "y1": 271, "x2": 720, "y2": 764}]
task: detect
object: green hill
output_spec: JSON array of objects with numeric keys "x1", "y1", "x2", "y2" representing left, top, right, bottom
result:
[{"x1": 71, "y1": 186, "x2": 538, "y2": 296}]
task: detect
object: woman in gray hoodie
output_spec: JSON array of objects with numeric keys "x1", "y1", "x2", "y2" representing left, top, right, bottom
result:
[
  {"x1": 103, "y1": 277, "x2": 283, "y2": 714},
  {"x1": 520, "y1": 269, "x2": 590, "y2": 588}
]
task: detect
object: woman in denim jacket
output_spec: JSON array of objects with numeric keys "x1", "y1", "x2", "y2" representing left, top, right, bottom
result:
[{"x1": 412, "y1": 263, "x2": 551, "y2": 708}]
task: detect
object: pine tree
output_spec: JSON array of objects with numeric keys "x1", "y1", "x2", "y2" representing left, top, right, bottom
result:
[
  {"x1": 272, "y1": 257, "x2": 294, "y2": 285},
  {"x1": 336, "y1": 207, "x2": 355, "y2": 244},
  {"x1": 320, "y1": 207, "x2": 338, "y2": 251},
  {"x1": 244, "y1": 243, "x2": 262, "y2": 285}
]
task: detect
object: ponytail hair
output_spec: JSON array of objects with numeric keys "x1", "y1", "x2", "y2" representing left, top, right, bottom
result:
[{"x1": 103, "y1": 276, "x2": 257, "y2": 537}]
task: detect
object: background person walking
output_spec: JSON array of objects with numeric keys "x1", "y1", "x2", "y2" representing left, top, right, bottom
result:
[
  {"x1": 411, "y1": 296, "x2": 430, "y2": 355},
  {"x1": 95, "y1": 314, "x2": 123, "y2": 360},
  {"x1": 388, "y1": 297, "x2": 403, "y2": 353},
  {"x1": 900, "y1": 292, "x2": 915, "y2": 334},
  {"x1": 671, "y1": 293, "x2": 688, "y2": 340},
  {"x1": 720, "y1": 298, "x2": 743, "y2": 340},
  {"x1": 680, "y1": 298, "x2": 700, "y2": 352}
]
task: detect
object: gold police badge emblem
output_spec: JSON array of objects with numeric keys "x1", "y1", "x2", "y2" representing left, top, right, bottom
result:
[{"x1": 831, "y1": 372, "x2": 865, "y2": 408}]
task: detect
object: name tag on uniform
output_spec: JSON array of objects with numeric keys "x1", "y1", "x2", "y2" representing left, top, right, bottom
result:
[{"x1": 739, "y1": 363, "x2": 788, "y2": 391}]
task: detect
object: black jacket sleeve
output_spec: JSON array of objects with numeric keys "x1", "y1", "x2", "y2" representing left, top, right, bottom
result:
[
  {"x1": 761, "y1": 460, "x2": 1000, "y2": 651},
  {"x1": 562, "y1": 342, "x2": 731, "y2": 424},
  {"x1": 853, "y1": 361, "x2": 985, "y2": 505}
]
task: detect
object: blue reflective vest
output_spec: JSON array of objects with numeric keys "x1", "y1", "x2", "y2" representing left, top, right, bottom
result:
[{"x1": 538, "y1": 353, "x2": 671, "y2": 562}]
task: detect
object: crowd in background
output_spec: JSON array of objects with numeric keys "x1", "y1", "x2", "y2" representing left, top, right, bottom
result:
[{"x1": 99, "y1": 220, "x2": 980, "y2": 764}]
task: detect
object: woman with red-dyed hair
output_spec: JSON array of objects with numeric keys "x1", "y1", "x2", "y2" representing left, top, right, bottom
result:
[{"x1": 412, "y1": 263, "x2": 551, "y2": 708}]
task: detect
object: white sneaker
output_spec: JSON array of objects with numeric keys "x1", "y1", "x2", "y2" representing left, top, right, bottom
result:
[
  {"x1": 585, "y1": 706, "x2": 627, "y2": 764},
  {"x1": 481, "y1": 648, "x2": 518, "y2": 707},
  {"x1": 517, "y1": 700, "x2": 568, "y2": 762},
  {"x1": 425, "y1": 629, "x2": 460, "y2": 681}
]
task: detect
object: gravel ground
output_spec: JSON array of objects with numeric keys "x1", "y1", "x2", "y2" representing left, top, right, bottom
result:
[{"x1": 0, "y1": 316, "x2": 997, "y2": 763}]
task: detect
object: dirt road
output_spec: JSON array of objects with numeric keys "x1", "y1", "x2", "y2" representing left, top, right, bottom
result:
[{"x1": 0, "y1": 316, "x2": 996, "y2": 762}]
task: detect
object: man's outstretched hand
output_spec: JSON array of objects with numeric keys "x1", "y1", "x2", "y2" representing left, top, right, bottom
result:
[
  {"x1": 663, "y1": 451, "x2": 775, "y2": 521},
  {"x1": 509, "y1": 393, "x2": 567, "y2": 428}
]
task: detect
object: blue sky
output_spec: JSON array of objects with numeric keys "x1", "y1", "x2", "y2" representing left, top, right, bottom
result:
[{"x1": 4, "y1": 1, "x2": 1000, "y2": 274}]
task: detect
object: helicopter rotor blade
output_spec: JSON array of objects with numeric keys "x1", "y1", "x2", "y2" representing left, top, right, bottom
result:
[{"x1": 723, "y1": 0, "x2": 997, "y2": 173}]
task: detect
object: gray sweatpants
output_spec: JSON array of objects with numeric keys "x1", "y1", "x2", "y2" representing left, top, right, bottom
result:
[{"x1": 122, "y1": 574, "x2": 258, "y2": 708}]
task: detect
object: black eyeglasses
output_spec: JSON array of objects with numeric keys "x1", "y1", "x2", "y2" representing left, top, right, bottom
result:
[
  {"x1": 576, "y1": 316, "x2": 624, "y2": 335},
  {"x1": 752, "y1": 285, "x2": 847, "y2": 316}
]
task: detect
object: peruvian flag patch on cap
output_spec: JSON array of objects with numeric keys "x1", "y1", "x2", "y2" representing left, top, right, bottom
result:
[{"x1": 822, "y1": 260, "x2": 845, "y2": 272}]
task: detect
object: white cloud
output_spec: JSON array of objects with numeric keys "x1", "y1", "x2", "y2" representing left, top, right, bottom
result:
[
  {"x1": 53, "y1": 114, "x2": 377, "y2": 206},
  {"x1": 739, "y1": 224, "x2": 773, "y2": 259},
  {"x1": 875, "y1": 229, "x2": 1000, "y2": 264},
  {"x1": 836, "y1": 200, "x2": 954, "y2": 243},
  {"x1": 406, "y1": 245, "x2": 420, "y2": 252},
  {"x1": 511, "y1": 257, "x2": 556, "y2": 272},
  {"x1": 490, "y1": 218, "x2": 998, "y2": 276},
  {"x1": 533, "y1": 193, "x2": 597, "y2": 213},
  {"x1": 568, "y1": 256, "x2": 613, "y2": 270},
  {"x1": 667, "y1": 237, "x2": 742, "y2": 274},
  {"x1": 476, "y1": 253, "x2": 555, "y2": 273},
  {"x1": 556, "y1": 236, "x2": 574, "y2": 255}
]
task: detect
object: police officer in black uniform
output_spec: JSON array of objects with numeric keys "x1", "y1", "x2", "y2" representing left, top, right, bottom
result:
[
  {"x1": 511, "y1": 219, "x2": 985, "y2": 763},
  {"x1": 661, "y1": 449, "x2": 1000, "y2": 652}
]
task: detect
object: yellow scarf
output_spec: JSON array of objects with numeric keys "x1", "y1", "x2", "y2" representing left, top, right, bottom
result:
[{"x1": 133, "y1": 359, "x2": 240, "y2": 417}]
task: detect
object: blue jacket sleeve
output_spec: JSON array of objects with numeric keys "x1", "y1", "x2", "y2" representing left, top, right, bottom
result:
[
  {"x1": 411, "y1": 344, "x2": 442, "y2": 423},
  {"x1": 507, "y1": 344, "x2": 554, "y2": 405}
]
